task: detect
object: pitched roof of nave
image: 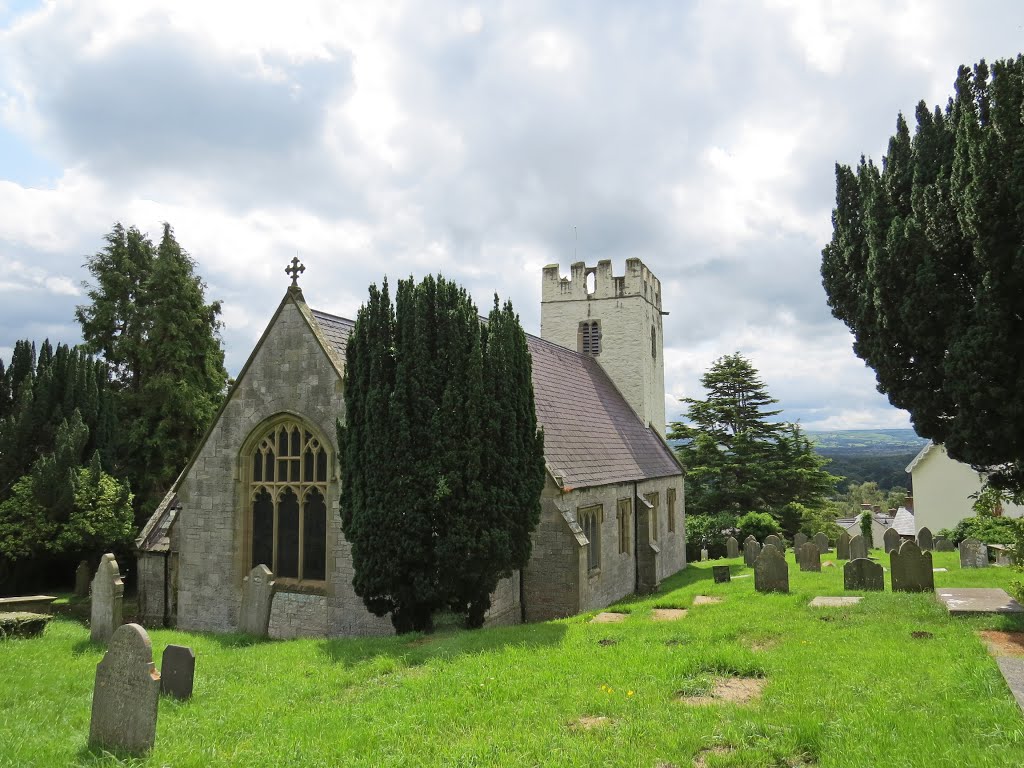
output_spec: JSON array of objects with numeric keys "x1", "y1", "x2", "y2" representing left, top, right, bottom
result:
[{"x1": 311, "y1": 309, "x2": 681, "y2": 490}]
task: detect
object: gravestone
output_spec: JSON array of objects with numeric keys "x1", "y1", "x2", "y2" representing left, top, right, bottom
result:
[
  {"x1": 744, "y1": 534, "x2": 757, "y2": 545},
  {"x1": 798, "y1": 542, "x2": 821, "y2": 572},
  {"x1": 917, "y1": 527, "x2": 934, "y2": 551},
  {"x1": 726, "y1": 536, "x2": 739, "y2": 559},
  {"x1": 743, "y1": 539, "x2": 761, "y2": 568},
  {"x1": 844, "y1": 558, "x2": 884, "y2": 591},
  {"x1": 712, "y1": 565, "x2": 731, "y2": 584},
  {"x1": 883, "y1": 527, "x2": 901, "y2": 554},
  {"x1": 160, "y1": 645, "x2": 195, "y2": 700},
  {"x1": 959, "y1": 538, "x2": 988, "y2": 569},
  {"x1": 75, "y1": 560, "x2": 91, "y2": 598},
  {"x1": 240, "y1": 564, "x2": 277, "y2": 635},
  {"x1": 89, "y1": 624, "x2": 160, "y2": 755},
  {"x1": 934, "y1": 536, "x2": 955, "y2": 552},
  {"x1": 849, "y1": 534, "x2": 868, "y2": 561},
  {"x1": 814, "y1": 532, "x2": 830, "y2": 553},
  {"x1": 754, "y1": 544, "x2": 789, "y2": 593},
  {"x1": 764, "y1": 534, "x2": 784, "y2": 553},
  {"x1": 794, "y1": 532, "x2": 808, "y2": 551},
  {"x1": 700, "y1": 548, "x2": 709, "y2": 562},
  {"x1": 891, "y1": 540, "x2": 934, "y2": 593},
  {"x1": 836, "y1": 532, "x2": 851, "y2": 560},
  {"x1": 90, "y1": 553, "x2": 123, "y2": 644}
]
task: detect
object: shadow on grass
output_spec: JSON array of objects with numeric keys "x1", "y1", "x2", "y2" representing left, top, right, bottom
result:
[
  {"x1": 318, "y1": 620, "x2": 568, "y2": 668},
  {"x1": 205, "y1": 631, "x2": 277, "y2": 649}
]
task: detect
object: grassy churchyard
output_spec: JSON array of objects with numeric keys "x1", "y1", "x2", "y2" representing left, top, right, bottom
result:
[{"x1": 2, "y1": 551, "x2": 1023, "y2": 767}]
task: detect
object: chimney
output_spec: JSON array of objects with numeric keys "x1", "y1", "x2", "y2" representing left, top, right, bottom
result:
[{"x1": 904, "y1": 495, "x2": 914, "y2": 513}]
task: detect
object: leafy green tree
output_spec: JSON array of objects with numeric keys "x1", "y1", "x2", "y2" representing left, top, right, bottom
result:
[
  {"x1": 670, "y1": 353, "x2": 840, "y2": 538},
  {"x1": 76, "y1": 223, "x2": 227, "y2": 516},
  {"x1": 822, "y1": 55, "x2": 1024, "y2": 497},
  {"x1": 735, "y1": 511, "x2": 782, "y2": 542},
  {"x1": 340, "y1": 276, "x2": 544, "y2": 633}
]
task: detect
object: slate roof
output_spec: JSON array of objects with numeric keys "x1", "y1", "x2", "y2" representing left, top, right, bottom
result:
[
  {"x1": 309, "y1": 308, "x2": 681, "y2": 489},
  {"x1": 890, "y1": 506, "x2": 916, "y2": 536},
  {"x1": 135, "y1": 488, "x2": 178, "y2": 553}
]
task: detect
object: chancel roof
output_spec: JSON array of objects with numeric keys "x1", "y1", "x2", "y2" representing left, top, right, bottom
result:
[
  {"x1": 135, "y1": 488, "x2": 178, "y2": 553},
  {"x1": 310, "y1": 308, "x2": 681, "y2": 489}
]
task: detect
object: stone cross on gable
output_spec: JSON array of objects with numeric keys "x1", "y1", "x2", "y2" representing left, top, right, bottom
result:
[{"x1": 286, "y1": 256, "x2": 306, "y2": 287}]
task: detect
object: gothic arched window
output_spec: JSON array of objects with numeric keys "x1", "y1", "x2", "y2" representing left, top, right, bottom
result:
[{"x1": 249, "y1": 420, "x2": 329, "y2": 582}]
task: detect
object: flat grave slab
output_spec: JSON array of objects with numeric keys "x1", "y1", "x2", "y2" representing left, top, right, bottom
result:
[
  {"x1": 651, "y1": 608, "x2": 688, "y2": 621},
  {"x1": 933, "y1": 568, "x2": 948, "y2": 573},
  {"x1": 590, "y1": 612, "x2": 628, "y2": 624},
  {"x1": 692, "y1": 596, "x2": 722, "y2": 606},
  {"x1": 936, "y1": 588, "x2": 1024, "y2": 616},
  {"x1": 996, "y1": 657, "x2": 1024, "y2": 713},
  {"x1": 808, "y1": 596, "x2": 862, "y2": 608}
]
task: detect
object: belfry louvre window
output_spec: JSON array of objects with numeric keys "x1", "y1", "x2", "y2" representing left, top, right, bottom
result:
[
  {"x1": 250, "y1": 421, "x2": 329, "y2": 582},
  {"x1": 578, "y1": 320, "x2": 601, "y2": 356},
  {"x1": 580, "y1": 505, "x2": 602, "y2": 571}
]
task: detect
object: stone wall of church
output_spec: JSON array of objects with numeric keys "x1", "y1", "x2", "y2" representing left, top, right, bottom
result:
[
  {"x1": 175, "y1": 295, "x2": 393, "y2": 638},
  {"x1": 523, "y1": 473, "x2": 686, "y2": 621}
]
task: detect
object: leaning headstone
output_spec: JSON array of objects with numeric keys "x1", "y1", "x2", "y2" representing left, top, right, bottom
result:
[
  {"x1": 743, "y1": 539, "x2": 761, "y2": 568},
  {"x1": 89, "y1": 624, "x2": 160, "y2": 755},
  {"x1": 726, "y1": 536, "x2": 739, "y2": 559},
  {"x1": 794, "y1": 532, "x2": 808, "y2": 551},
  {"x1": 764, "y1": 534, "x2": 784, "y2": 553},
  {"x1": 90, "y1": 554, "x2": 123, "y2": 644},
  {"x1": 160, "y1": 645, "x2": 195, "y2": 700},
  {"x1": 849, "y1": 534, "x2": 868, "y2": 561},
  {"x1": 959, "y1": 538, "x2": 988, "y2": 569},
  {"x1": 814, "y1": 532, "x2": 830, "y2": 553},
  {"x1": 844, "y1": 558, "x2": 884, "y2": 591},
  {"x1": 891, "y1": 540, "x2": 934, "y2": 593},
  {"x1": 934, "y1": 536, "x2": 955, "y2": 552},
  {"x1": 712, "y1": 565, "x2": 731, "y2": 584},
  {"x1": 700, "y1": 548, "x2": 709, "y2": 562},
  {"x1": 239, "y1": 564, "x2": 277, "y2": 635},
  {"x1": 836, "y1": 532, "x2": 851, "y2": 560},
  {"x1": 798, "y1": 542, "x2": 821, "y2": 572},
  {"x1": 754, "y1": 544, "x2": 789, "y2": 593},
  {"x1": 883, "y1": 527, "x2": 901, "y2": 554},
  {"x1": 917, "y1": 527, "x2": 934, "y2": 551},
  {"x1": 75, "y1": 560, "x2": 91, "y2": 598}
]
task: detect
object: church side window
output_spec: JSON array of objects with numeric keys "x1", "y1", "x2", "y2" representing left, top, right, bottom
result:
[
  {"x1": 645, "y1": 491, "x2": 660, "y2": 542},
  {"x1": 578, "y1": 320, "x2": 601, "y2": 356},
  {"x1": 579, "y1": 505, "x2": 602, "y2": 571},
  {"x1": 250, "y1": 421, "x2": 329, "y2": 583},
  {"x1": 667, "y1": 487, "x2": 676, "y2": 533},
  {"x1": 617, "y1": 498, "x2": 631, "y2": 554},
  {"x1": 651, "y1": 326, "x2": 657, "y2": 359}
]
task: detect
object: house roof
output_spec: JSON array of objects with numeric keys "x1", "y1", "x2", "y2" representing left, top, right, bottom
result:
[
  {"x1": 309, "y1": 307, "x2": 682, "y2": 489},
  {"x1": 906, "y1": 442, "x2": 936, "y2": 473},
  {"x1": 890, "y1": 506, "x2": 916, "y2": 536}
]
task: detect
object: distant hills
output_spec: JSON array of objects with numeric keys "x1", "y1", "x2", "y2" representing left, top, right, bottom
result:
[{"x1": 805, "y1": 429, "x2": 928, "y2": 491}]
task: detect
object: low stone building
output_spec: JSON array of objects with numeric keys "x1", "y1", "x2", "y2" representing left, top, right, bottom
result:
[{"x1": 137, "y1": 258, "x2": 686, "y2": 637}]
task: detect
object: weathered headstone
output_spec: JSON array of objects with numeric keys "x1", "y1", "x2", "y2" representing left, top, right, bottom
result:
[
  {"x1": 160, "y1": 645, "x2": 195, "y2": 700},
  {"x1": 836, "y1": 532, "x2": 851, "y2": 560},
  {"x1": 713, "y1": 565, "x2": 731, "y2": 584},
  {"x1": 700, "y1": 548, "x2": 709, "y2": 562},
  {"x1": 917, "y1": 527, "x2": 934, "y2": 551},
  {"x1": 890, "y1": 540, "x2": 934, "y2": 593},
  {"x1": 743, "y1": 538, "x2": 761, "y2": 568},
  {"x1": 726, "y1": 536, "x2": 739, "y2": 559},
  {"x1": 89, "y1": 624, "x2": 160, "y2": 755},
  {"x1": 764, "y1": 534, "x2": 784, "y2": 552},
  {"x1": 744, "y1": 534, "x2": 757, "y2": 545},
  {"x1": 794, "y1": 532, "x2": 808, "y2": 551},
  {"x1": 75, "y1": 560, "x2": 91, "y2": 598},
  {"x1": 849, "y1": 534, "x2": 868, "y2": 561},
  {"x1": 934, "y1": 536, "x2": 955, "y2": 552},
  {"x1": 239, "y1": 564, "x2": 277, "y2": 635},
  {"x1": 844, "y1": 557, "x2": 884, "y2": 591},
  {"x1": 754, "y1": 544, "x2": 789, "y2": 593},
  {"x1": 90, "y1": 553, "x2": 123, "y2": 644},
  {"x1": 959, "y1": 538, "x2": 988, "y2": 569},
  {"x1": 814, "y1": 532, "x2": 830, "y2": 553},
  {"x1": 798, "y1": 542, "x2": 821, "y2": 572},
  {"x1": 883, "y1": 527, "x2": 901, "y2": 554}
]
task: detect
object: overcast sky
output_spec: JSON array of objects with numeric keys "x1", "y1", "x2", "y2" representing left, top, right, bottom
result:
[{"x1": 1, "y1": 1, "x2": 1022, "y2": 431}]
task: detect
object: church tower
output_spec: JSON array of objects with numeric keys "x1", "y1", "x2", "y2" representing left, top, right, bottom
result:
[{"x1": 540, "y1": 259, "x2": 667, "y2": 436}]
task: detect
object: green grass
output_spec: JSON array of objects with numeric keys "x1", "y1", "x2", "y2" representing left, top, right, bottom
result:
[{"x1": 2, "y1": 551, "x2": 1023, "y2": 767}]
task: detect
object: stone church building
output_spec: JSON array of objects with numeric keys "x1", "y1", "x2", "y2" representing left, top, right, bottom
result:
[{"x1": 136, "y1": 258, "x2": 685, "y2": 637}]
